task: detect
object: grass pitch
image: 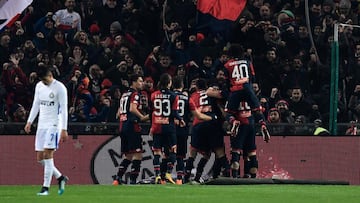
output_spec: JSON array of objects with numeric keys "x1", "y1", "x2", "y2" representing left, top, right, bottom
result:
[{"x1": 1, "y1": 184, "x2": 360, "y2": 203}]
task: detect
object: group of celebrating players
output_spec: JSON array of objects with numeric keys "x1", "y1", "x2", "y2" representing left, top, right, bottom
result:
[{"x1": 112, "y1": 45, "x2": 270, "y2": 185}]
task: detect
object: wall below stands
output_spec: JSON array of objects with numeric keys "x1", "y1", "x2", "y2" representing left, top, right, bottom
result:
[{"x1": 0, "y1": 135, "x2": 359, "y2": 185}]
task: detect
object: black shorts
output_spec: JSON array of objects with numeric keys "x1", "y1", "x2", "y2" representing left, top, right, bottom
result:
[
  {"x1": 191, "y1": 120, "x2": 224, "y2": 153},
  {"x1": 176, "y1": 134, "x2": 188, "y2": 158},
  {"x1": 227, "y1": 84, "x2": 259, "y2": 112},
  {"x1": 120, "y1": 122, "x2": 142, "y2": 154},
  {"x1": 152, "y1": 132, "x2": 177, "y2": 156},
  {"x1": 230, "y1": 116, "x2": 256, "y2": 151}
]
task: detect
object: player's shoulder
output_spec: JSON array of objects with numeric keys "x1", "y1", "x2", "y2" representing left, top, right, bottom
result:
[
  {"x1": 151, "y1": 90, "x2": 161, "y2": 95},
  {"x1": 54, "y1": 79, "x2": 67, "y2": 89}
]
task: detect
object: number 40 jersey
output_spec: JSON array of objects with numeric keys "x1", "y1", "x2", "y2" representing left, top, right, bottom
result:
[{"x1": 224, "y1": 58, "x2": 255, "y2": 92}]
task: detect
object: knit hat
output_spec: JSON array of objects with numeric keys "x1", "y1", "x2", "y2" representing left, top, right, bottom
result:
[
  {"x1": 101, "y1": 78, "x2": 113, "y2": 89},
  {"x1": 110, "y1": 21, "x2": 122, "y2": 32},
  {"x1": 279, "y1": 10, "x2": 295, "y2": 19},
  {"x1": 89, "y1": 24, "x2": 100, "y2": 35},
  {"x1": 276, "y1": 99, "x2": 289, "y2": 107}
]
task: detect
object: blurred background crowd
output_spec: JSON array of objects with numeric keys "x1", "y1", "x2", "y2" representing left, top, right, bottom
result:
[{"x1": 1, "y1": 0, "x2": 360, "y2": 135}]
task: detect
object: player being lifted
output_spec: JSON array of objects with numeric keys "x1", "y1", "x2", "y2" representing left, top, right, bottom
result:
[
  {"x1": 113, "y1": 74, "x2": 149, "y2": 185},
  {"x1": 172, "y1": 76, "x2": 216, "y2": 184},
  {"x1": 224, "y1": 44, "x2": 270, "y2": 143}
]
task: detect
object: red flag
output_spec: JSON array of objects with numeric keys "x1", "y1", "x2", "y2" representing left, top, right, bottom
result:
[
  {"x1": 0, "y1": 0, "x2": 33, "y2": 30},
  {"x1": 197, "y1": 0, "x2": 246, "y2": 21}
]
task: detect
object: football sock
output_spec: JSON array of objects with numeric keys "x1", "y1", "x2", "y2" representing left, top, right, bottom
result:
[
  {"x1": 153, "y1": 154, "x2": 161, "y2": 176},
  {"x1": 118, "y1": 159, "x2": 131, "y2": 178},
  {"x1": 39, "y1": 159, "x2": 61, "y2": 178},
  {"x1": 176, "y1": 157, "x2": 184, "y2": 179},
  {"x1": 53, "y1": 166, "x2": 62, "y2": 179},
  {"x1": 184, "y1": 157, "x2": 195, "y2": 181},
  {"x1": 130, "y1": 160, "x2": 141, "y2": 183},
  {"x1": 167, "y1": 152, "x2": 176, "y2": 173},
  {"x1": 195, "y1": 157, "x2": 208, "y2": 181},
  {"x1": 43, "y1": 159, "x2": 54, "y2": 188}
]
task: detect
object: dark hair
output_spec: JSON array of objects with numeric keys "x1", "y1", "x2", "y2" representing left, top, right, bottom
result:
[
  {"x1": 172, "y1": 76, "x2": 184, "y2": 89},
  {"x1": 129, "y1": 74, "x2": 141, "y2": 84},
  {"x1": 196, "y1": 78, "x2": 207, "y2": 90},
  {"x1": 36, "y1": 64, "x2": 51, "y2": 79},
  {"x1": 228, "y1": 44, "x2": 244, "y2": 58},
  {"x1": 158, "y1": 73, "x2": 172, "y2": 89}
]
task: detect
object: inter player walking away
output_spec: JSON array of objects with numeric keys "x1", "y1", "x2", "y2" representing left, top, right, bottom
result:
[
  {"x1": 172, "y1": 76, "x2": 216, "y2": 184},
  {"x1": 24, "y1": 65, "x2": 69, "y2": 196},
  {"x1": 113, "y1": 74, "x2": 149, "y2": 185}
]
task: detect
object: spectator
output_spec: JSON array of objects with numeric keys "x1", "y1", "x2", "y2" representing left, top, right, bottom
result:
[
  {"x1": 313, "y1": 119, "x2": 330, "y2": 135},
  {"x1": 94, "y1": 0, "x2": 123, "y2": 36},
  {"x1": 275, "y1": 99, "x2": 295, "y2": 124},
  {"x1": 267, "y1": 108, "x2": 286, "y2": 135},
  {"x1": 287, "y1": 87, "x2": 313, "y2": 119},
  {"x1": 0, "y1": 33, "x2": 11, "y2": 65},
  {"x1": 7, "y1": 103, "x2": 28, "y2": 122},
  {"x1": 33, "y1": 12, "x2": 56, "y2": 51},
  {"x1": 293, "y1": 115, "x2": 310, "y2": 135},
  {"x1": 53, "y1": 0, "x2": 81, "y2": 36},
  {"x1": 144, "y1": 51, "x2": 177, "y2": 83}
]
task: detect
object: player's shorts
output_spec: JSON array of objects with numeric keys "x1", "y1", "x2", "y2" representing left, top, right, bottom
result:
[
  {"x1": 35, "y1": 127, "x2": 61, "y2": 151},
  {"x1": 227, "y1": 83, "x2": 260, "y2": 112},
  {"x1": 120, "y1": 122, "x2": 142, "y2": 154},
  {"x1": 176, "y1": 126, "x2": 188, "y2": 157},
  {"x1": 152, "y1": 131, "x2": 177, "y2": 156},
  {"x1": 230, "y1": 116, "x2": 256, "y2": 151},
  {"x1": 191, "y1": 120, "x2": 224, "y2": 153}
]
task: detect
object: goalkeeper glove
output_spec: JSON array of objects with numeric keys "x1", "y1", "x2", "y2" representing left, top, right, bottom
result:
[{"x1": 260, "y1": 120, "x2": 270, "y2": 143}]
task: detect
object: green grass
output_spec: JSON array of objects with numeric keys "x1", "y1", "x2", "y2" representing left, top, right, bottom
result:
[{"x1": 1, "y1": 185, "x2": 360, "y2": 203}]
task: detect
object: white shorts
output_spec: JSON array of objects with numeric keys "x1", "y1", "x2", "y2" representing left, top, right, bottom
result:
[{"x1": 35, "y1": 128, "x2": 61, "y2": 151}]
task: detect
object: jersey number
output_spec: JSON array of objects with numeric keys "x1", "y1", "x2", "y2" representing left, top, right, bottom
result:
[
  {"x1": 119, "y1": 96, "x2": 129, "y2": 114},
  {"x1": 232, "y1": 63, "x2": 249, "y2": 80},
  {"x1": 199, "y1": 92, "x2": 208, "y2": 105},
  {"x1": 154, "y1": 99, "x2": 171, "y2": 116},
  {"x1": 178, "y1": 99, "x2": 185, "y2": 117}
]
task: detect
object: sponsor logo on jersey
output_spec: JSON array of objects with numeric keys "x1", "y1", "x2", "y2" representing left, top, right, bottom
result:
[{"x1": 40, "y1": 100, "x2": 55, "y2": 106}]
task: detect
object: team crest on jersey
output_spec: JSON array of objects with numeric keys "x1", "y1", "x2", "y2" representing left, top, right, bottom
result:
[{"x1": 49, "y1": 92, "x2": 55, "y2": 98}]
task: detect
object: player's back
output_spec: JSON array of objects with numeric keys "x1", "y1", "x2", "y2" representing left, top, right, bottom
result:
[
  {"x1": 119, "y1": 89, "x2": 139, "y2": 122},
  {"x1": 189, "y1": 90, "x2": 215, "y2": 126},
  {"x1": 174, "y1": 91, "x2": 190, "y2": 124},
  {"x1": 224, "y1": 58, "x2": 255, "y2": 92},
  {"x1": 150, "y1": 89, "x2": 178, "y2": 133}
]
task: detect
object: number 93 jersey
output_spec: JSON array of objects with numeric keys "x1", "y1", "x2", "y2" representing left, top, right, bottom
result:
[{"x1": 150, "y1": 89, "x2": 180, "y2": 134}]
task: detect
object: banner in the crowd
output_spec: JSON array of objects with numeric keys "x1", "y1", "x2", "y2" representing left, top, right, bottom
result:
[
  {"x1": 0, "y1": 0, "x2": 33, "y2": 30},
  {"x1": 197, "y1": 0, "x2": 246, "y2": 21}
]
